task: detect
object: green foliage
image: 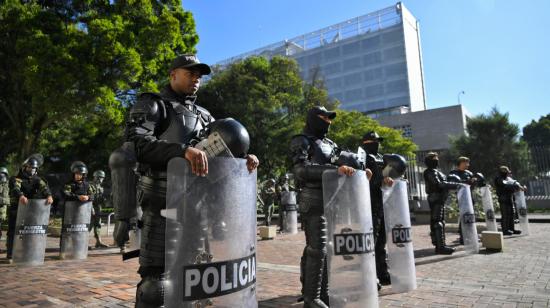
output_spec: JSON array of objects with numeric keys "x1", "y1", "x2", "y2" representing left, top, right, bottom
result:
[
  {"x1": 199, "y1": 56, "x2": 417, "y2": 180},
  {"x1": 450, "y1": 107, "x2": 532, "y2": 182},
  {"x1": 523, "y1": 114, "x2": 550, "y2": 146},
  {"x1": 328, "y1": 110, "x2": 417, "y2": 156},
  {"x1": 0, "y1": 0, "x2": 198, "y2": 170}
]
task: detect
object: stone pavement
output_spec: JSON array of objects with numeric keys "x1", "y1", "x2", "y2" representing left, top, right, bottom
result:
[{"x1": 0, "y1": 222, "x2": 549, "y2": 307}]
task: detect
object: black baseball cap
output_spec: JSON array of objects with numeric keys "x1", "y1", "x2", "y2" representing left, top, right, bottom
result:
[
  {"x1": 310, "y1": 106, "x2": 337, "y2": 119},
  {"x1": 362, "y1": 131, "x2": 384, "y2": 142},
  {"x1": 169, "y1": 54, "x2": 211, "y2": 75}
]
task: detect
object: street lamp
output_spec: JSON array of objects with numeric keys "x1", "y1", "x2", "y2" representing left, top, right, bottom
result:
[{"x1": 457, "y1": 91, "x2": 465, "y2": 104}]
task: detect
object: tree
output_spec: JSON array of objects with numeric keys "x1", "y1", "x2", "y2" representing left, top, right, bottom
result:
[
  {"x1": 328, "y1": 110, "x2": 417, "y2": 156},
  {"x1": 523, "y1": 114, "x2": 550, "y2": 147},
  {"x1": 450, "y1": 107, "x2": 531, "y2": 182},
  {"x1": 0, "y1": 0, "x2": 198, "y2": 169},
  {"x1": 199, "y1": 56, "x2": 417, "y2": 179}
]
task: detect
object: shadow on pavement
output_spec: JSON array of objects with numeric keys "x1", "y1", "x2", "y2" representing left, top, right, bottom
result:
[{"x1": 259, "y1": 295, "x2": 302, "y2": 307}]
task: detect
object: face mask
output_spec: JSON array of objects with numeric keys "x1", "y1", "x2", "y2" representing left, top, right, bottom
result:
[
  {"x1": 426, "y1": 158, "x2": 439, "y2": 169},
  {"x1": 0, "y1": 174, "x2": 7, "y2": 183},
  {"x1": 306, "y1": 113, "x2": 330, "y2": 138},
  {"x1": 362, "y1": 142, "x2": 380, "y2": 155}
]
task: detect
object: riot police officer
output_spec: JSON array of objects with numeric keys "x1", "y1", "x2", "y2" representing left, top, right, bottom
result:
[
  {"x1": 423, "y1": 152, "x2": 459, "y2": 255},
  {"x1": 361, "y1": 131, "x2": 394, "y2": 286},
  {"x1": 448, "y1": 157, "x2": 475, "y2": 244},
  {"x1": 260, "y1": 179, "x2": 277, "y2": 226},
  {"x1": 90, "y1": 170, "x2": 108, "y2": 248},
  {"x1": 290, "y1": 106, "x2": 356, "y2": 308},
  {"x1": 62, "y1": 162, "x2": 94, "y2": 249},
  {"x1": 122, "y1": 54, "x2": 259, "y2": 307},
  {"x1": 494, "y1": 166, "x2": 526, "y2": 235},
  {"x1": 7, "y1": 154, "x2": 53, "y2": 262},
  {"x1": 0, "y1": 167, "x2": 9, "y2": 249}
]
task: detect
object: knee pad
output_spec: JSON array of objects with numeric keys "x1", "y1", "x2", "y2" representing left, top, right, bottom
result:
[{"x1": 136, "y1": 276, "x2": 166, "y2": 307}]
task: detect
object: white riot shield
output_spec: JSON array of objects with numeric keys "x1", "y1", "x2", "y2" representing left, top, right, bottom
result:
[
  {"x1": 480, "y1": 186, "x2": 498, "y2": 232},
  {"x1": 323, "y1": 170, "x2": 378, "y2": 308},
  {"x1": 457, "y1": 185, "x2": 479, "y2": 253},
  {"x1": 60, "y1": 201, "x2": 92, "y2": 260},
  {"x1": 164, "y1": 157, "x2": 257, "y2": 308},
  {"x1": 382, "y1": 180, "x2": 417, "y2": 293},
  {"x1": 281, "y1": 191, "x2": 298, "y2": 234},
  {"x1": 513, "y1": 191, "x2": 530, "y2": 235},
  {"x1": 13, "y1": 199, "x2": 51, "y2": 266}
]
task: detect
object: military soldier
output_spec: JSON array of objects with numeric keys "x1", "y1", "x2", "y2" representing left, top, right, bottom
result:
[
  {"x1": 0, "y1": 167, "x2": 9, "y2": 250},
  {"x1": 260, "y1": 179, "x2": 277, "y2": 226},
  {"x1": 90, "y1": 170, "x2": 108, "y2": 248},
  {"x1": 7, "y1": 154, "x2": 53, "y2": 262}
]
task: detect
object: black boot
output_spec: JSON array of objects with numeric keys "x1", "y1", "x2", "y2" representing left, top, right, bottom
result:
[
  {"x1": 303, "y1": 248, "x2": 328, "y2": 308},
  {"x1": 434, "y1": 227, "x2": 454, "y2": 255}
]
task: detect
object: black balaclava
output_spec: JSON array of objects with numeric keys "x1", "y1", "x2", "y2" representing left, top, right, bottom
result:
[
  {"x1": 425, "y1": 157, "x2": 439, "y2": 169},
  {"x1": 362, "y1": 142, "x2": 380, "y2": 155},
  {"x1": 304, "y1": 106, "x2": 336, "y2": 139}
]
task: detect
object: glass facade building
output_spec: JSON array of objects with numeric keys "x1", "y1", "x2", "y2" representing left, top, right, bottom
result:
[{"x1": 218, "y1": 2, "x2": 427, "y2": 114}]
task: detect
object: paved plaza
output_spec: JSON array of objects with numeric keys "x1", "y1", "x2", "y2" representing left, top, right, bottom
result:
[{"x1": 0, "y1": 222, "x2": 549, "y2": 307}]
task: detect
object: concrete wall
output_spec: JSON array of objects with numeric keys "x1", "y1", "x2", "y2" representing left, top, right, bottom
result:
[{"x1": 376, "y1": 104, "x2": 468, "y2": 151}]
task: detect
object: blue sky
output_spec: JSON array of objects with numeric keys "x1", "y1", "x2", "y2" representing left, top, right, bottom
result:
[{"x1": 184, "y1": 0, "x2": 549, "y2": 130}]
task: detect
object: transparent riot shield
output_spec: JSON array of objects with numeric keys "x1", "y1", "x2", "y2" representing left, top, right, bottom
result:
[
  {"x1": 323, "y1": 170, "x2": 378, "y2": 308},
  {"x1": 164, "y1": 157, "x2": 257, "y2": 308},
  {"x1": 60, "y1": 201, "x2": 92, "y2": 260},
  {"x1": 457, "y1": 185, "x2": 479, "y2": 254},
  {"x1": 480, "y1": 186, "x2": 498, "y2": 232},
  {"x1": 513, "y1": 191, "x2": 530, "y2": 235},
  {"x1": 382, "y1": 180, "x2": 416, "y2": 293},
  {"x1": 128, "y1": 206, "x2": 142, "y2": 251},
  {"x1": 281, "y1": 191, "x2": 298, "y2": 234},
  {"x1": 12, "y1": 199, "x2": 51, "y2": 266}
]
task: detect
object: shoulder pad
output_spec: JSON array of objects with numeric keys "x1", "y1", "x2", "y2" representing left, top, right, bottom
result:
[
  {"x1": 195, "y1": 104, "x2": 214, "y2": 123},
  {"x1": 132, "y1": 93, "x2": 165, "y2": 122},
  {"x1": 290, "y1": 135, "x2": 312, "y2": 149}
]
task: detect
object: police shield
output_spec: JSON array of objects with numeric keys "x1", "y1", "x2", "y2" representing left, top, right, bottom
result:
[
  {"x1": 13, "y1": 199, "x2": 51, "y2": 266},
  {"x1": 513, "y1": 190, "x2": 530, "y2": 235},
  {"x1": 480, "y1": 186, "x2": 498, "y2": 232},
  {"x1": 280, "y1": 191, "x2": 298, "y2": 234},
  {"x1": 323, "y1": 170, "x2": 378, "y2": 308},
  {"x1": 60, "y1": 201, "x2": 92, "y2": 260},
  {"x1": 382, "y1": 179, "x2": 417, "y2": 293},
  {"x1": 164, "y1": 157, "x2": 257, "y2": 308},
  {"x1": 457, "y1": 185, "x2": 479, "y2": 253}
]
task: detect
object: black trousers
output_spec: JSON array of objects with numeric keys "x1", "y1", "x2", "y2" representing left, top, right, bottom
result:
[
  {"x1": 371, "y1": 197, "x2": 388, "y2": 277},
  {"x1": 6, "y1": 205, "x2": 17, "y2": 259}
]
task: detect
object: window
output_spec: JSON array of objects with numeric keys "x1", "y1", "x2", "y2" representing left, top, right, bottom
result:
[{"x1": 394, "y1": 124, "x2": 413, "y2": 138}]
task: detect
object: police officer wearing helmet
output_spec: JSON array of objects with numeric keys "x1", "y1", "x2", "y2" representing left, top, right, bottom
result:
[
  {"x1": 90, "y1": 170, "x2": 108, "y2": 248},
  {"x1": 290, "y1": 106, "x2": 356, "y2": 308},
  {"x1": 124, "y1": 54, "x2": 259, "y2": 307},
  {"x1": 7, "y1": 154, "x2": 53, "y2": 262}
]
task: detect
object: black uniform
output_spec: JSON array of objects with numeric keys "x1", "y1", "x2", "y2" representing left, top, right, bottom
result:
[
  {"x1": 364, "y1": 151, "x2": 391, "y2": 283},
  {"x1": 126, "y1": 85, "x2": 213, "y2": 307},
  {"x1": 290, "y1": 107, "x2": 338, "y2": 308},
  {"x1": 494, "y1": 174, "x2": 522, "y2": 234},
  {"x1": 424, "y1": 167, "x2": 459, "y2": 253},
  {"x1": 448, "y1": 169, "x2": 475, "y2": 243}
]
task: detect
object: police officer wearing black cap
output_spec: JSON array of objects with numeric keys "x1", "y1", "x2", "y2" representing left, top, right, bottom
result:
[
  {"x1": 290, "y1": 106, "x2": 356, "y2": 308},
  {"x1": 494, "y1": 166, "x2": 526, "y2": 235},
  {"x1": 361, "y1": 131, "x2": 394, "y2": 287},
  {"x1": 125, "y1": 54, "x2": 259, "y2": 307}
]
